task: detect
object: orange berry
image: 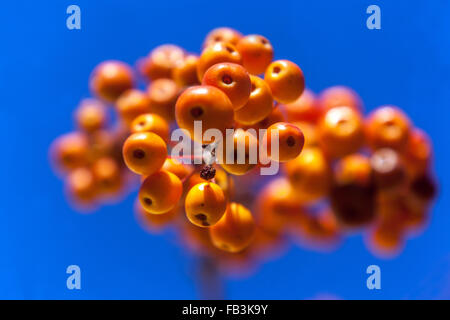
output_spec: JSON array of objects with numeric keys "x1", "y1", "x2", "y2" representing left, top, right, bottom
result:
[
  {"x1": 334, "y1": 154, "x2": 372, "y2": 186},
  {"x1": 91, "y1": 157, "x2": 122, "y2": 195},
  {"x1": 197, "y1": 42, "x2": 242, "y2": 82},
  {"x1": 264, "y1": 60, "x2": 305, "y2": 104},
  {"x1": 89, "y1": 60, "x2": 134, "y2": 102},
  {"x1": 130, "y1": 113, "x2": 170, "y2": 143},
  {"x1": 139, "y1": 170, "x2": 182, "y2": 214},
  {"x1": 202, "y1": 63, "x2": 251, "y2": 110},
  {"x1": 217, "y1": 128, "x2": 258, "y2": 175},
  {"x1": 213, "y1": 166, "x2": 234, "y2": 200},
  {"x1": 318, "y1": 86, "x2": 362, "y2": 114},
  {"x1": 285, "y1": 147, "x2": 331, "y2": 202},
  {"x1": 185, "y1": 182, "x2": 227, "y2": 227},
  {"x1": 147, "y1": 78, "x2": 179, "y2": 122},
  {"x1": 291, "y1": 121, "x2": 318, "y2": 147},
  {"x1": 139, "y1": 44, "x2": 185, "y2": 81},
  {"x1": 317, "y1": 106, "x2": 365, "y2": 158},
  {"x1": 161, "y1": 157, "x2": 193, "y2": 180},
  {"x1": 282, "y1": 89, "x2": 320, "y2": 123},
  {"x1": 370, "y1": 148, "x2": 406, "y2": 190},
  {"x1": 122, "y1": 132, "x2": 167, "y2": 175},
  {"x1": 264, "y1": 122, "x2": 304, "y2": 162},
  {"x1": 65, "y1": 167, "x2": 97, "y2": 203},
  {"x1": 236, "y1": 34, "x2": 274, "y2": 75},
  {"x1": 365, "y1": 106, "x2": 411, "y2": 151},
  {"x1": 247, "y1": 106, "x2": 286, "y2": 131},
  {"x1": 297, "y1": 209, "x2": 340, "y2": 246},
  {"x1": 74, "y1": 99, "x2": 108, "y2": 133},
  {"x1": 403, "y1": 128, "x2": 432, "y2": 177},
  {"x1": 209, "y1": 202, "x2": 255, "y2": 253},
  {"x1": 175, "y1": 85, "x2": 234, "y2": 144},
  {"x1": 203, "y1": 27, "x2": 243, "y2": 48},
  {"x1": 86, "y1": 129, "x2": 116, "y2": 162},
  {"x1": 255, "y1": 178, "x2": 303, "y2": 235},
  {"x1": 116, "y1": 89, "x2": 151, "y2": 125},
  {"x1": 50, "y1": 132, "x2": 89, "y2": 173},
  {"x1": 234, "y1": 76, "x2": 273, "y2": 125},
  {"x1": 172, "y1": 54, "x2": 200, "y2": 87}
]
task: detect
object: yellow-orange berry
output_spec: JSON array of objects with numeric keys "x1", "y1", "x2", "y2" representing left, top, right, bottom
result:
[
  {"x1": 264, "y1": 60, "x2": 304, "y2": 104},
  {"x1": 236, "y1": 34, "x2": 274, "y2": 75},
  {"x1": 264, "y1": 122, "x2": 304, "y2": 162},
  {"x1": 175, "y1": 85, "x2": 234, "y2": 144},
  {"x1": 122, "y1": 132, "x2": 167, "y2": 175},
  {"x1": 116, "y1": 89, "x2": 151, "y2": 125},
  {"x1": 318, "y1": 106, "x2": 365, "y2": 158},
  {"x1": 285, "y1": 147, "x2": 331, "y2": 202},
  {"x1": 161, "y1": 157, "x2": 193, "y2": 180},
  {"x1": 203, "y1": 27, "x2": 243, "y2": 48},
  {"x1": 318, "y1": 86, "x2": 362, "y2": 114},
  {"x1": 139, "y1": 170, "x2": 182, "y2": 214},
  {"x1": 89, "y1": 60, "x2": 134, "y2": 102},
  {"x1": 50, "y1": 132, "x2": 89, "y2": 173},
  {"x1": 365, "y1": 106, "x2": 411, "y2": 151},
  {"x1": 209, "y1": 202, "x2": 255, "y2": 253},
  {"x1": 139, "y1": 44, "x2": 185, "y2": 81},
  {"x1": 334, "y1": 154, "x2": 372, "y2": 186},
  {"x1": 172, "y1": 54, "x2": 200, "y2": 87},
  {"x1": 74, "y1": 99, "x2": 108, "y2": 133},
  {"x1": 91, "y1": 157, "x2": 122, "y2": 195},
  {"x1": 234, "y1": 76, "x2": 273, "y2": 125},
  {"x1": 218, "y1": 129, "x2": 259, "y2": 176},
  {"x1": 282, "y1": 89, "x2": 320, "y2": 123},
  {"x1": 147, "y1": 78, "x2": 180, "y2": 122},
  {"x1": 197, "y1": 42, "x2": 242, "y2": 81},
  {"x1": 202, "y1": 63, "x2": 251, "y2": 110},
  {"x1": 185, "y1": 182, "x2": 227, "y2": 227},
  {"x1": 130, "y1": 113, "x2": 170, "y2": 143}
]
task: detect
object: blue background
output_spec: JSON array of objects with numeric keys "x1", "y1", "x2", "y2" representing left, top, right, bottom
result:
[{"x1": 0, "y1": 0, "x2": 449, "y2": 299}]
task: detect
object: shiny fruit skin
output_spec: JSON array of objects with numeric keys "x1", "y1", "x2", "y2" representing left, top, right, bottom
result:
[
  {"x1": 185, "y1": 182, "x2": 227, "y2": 227},
  {"x1": 175, "y1": 85, "x2": 234, "y2": 144},
  {"x1": 203, "y1": 27, "x2": 243, "y2": 48},
  {"x1": 282, "y1": 89, "x2": 320, "y2": 123},
  {"x1": 236, "y1": 34, "x2": 274, "y2": 75},
  {"x1": 285, "y1": 147, "x2": 331, "y2": 202},
  {"x1": 89, "y1": 60, "x2": 134, "y2": 102},
  {"x1": 161, "y1": 157, "x2": 193, "y2": 180},
  {"x1": 116, "y1": 89, "x2": 151, "y2": 125},
  {"x1": 365, "y1": 106, "x2": 411, "y2": 151},
  {"x1": 139, "y1": 170, "x2": 182, "y2": 214},
  {"x1": 317, "y1": 86, "x2": 362, "y2": 114},
  {"x1": 197, "y1": 42, "x2": 242, "y2": 82},
  {"x1": 218, "y1": 128, "x2": 259, "y2": 175},
  {"x1": 234, "y1": 76, "x2": 273, "y2": 125},
  {"x1": 130, "y1": 113, "x2": 170, "y2": 143},
  {"x1": 50, "y1": 132, "x2": 89, "y2": 173},
  {"x1": 209, "y1": 202, "x2": 256, "y2": 253},
  {"x1": 264, "y1": 60, "x2": 305, "y2": 104},
  {"x1": 122, "y1": 132, "x2": 167, "y2": 176},
  {"x1": 202, "y1": 63, "x2": 251, "y2": 110},
  {"x1": 264, "y1": 122, "x2": 305, "y2": 162},
  {"x1": 147, "y1": 78, "x2": 179, "y2": 122},
  {"x1": 334, "y1": 154, "x2": 372, "y2": 186},
  {"x1": 172, "y1": 54, "x2": 200, "y2": 87},
  {"x1": 139, "y1": 44, "x2": 185, "y2": 81},
  {"x1": 318, "y1": 106, "x2": 365, "y2": 158},
  {"x1": 75, "y1": 99, "x2": 108, "y2": 133}
]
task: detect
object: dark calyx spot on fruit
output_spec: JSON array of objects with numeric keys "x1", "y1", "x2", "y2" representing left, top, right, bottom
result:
[
  {"x1": 222, "y1": 74, "x2": 233, "y2": 85},
  {"x1": 139, "y1": 121, "x2": 146, "y2": 127},
  {"x1": 133, "y1": 149, "x2": 145, "y2": 159},
  {"x1": 144, "y1": 197, "x2": 152, "y2": 206},
  {"x1": 261, "y1": 38, "x2": 268, "y2": 45},
  {"x1": 273, "y1": 66, "x2": 281, "y2": 74},
  {"x1": 202, "y1": 221, "x2": 210, "y2": 227},
  {"x1": 286, "y1": 136, "x2": 296, "y2": 147},
  {"x1": 190, "y1": 106, "x2": 203, "y2": 118},
  {"x1": 225, "y1": 46, "x2": 234, "y2": 53},
  {"x1": 195, "y1": 213, "x2": 207, "y2": 221},
  {"x1": 200, "y1": 165, "x2": 216, "y2": 180}
]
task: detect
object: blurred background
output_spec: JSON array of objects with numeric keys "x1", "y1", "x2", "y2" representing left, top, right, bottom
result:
[{"x1": 0, "y1": 0, "x2": 449, "y2": 299}]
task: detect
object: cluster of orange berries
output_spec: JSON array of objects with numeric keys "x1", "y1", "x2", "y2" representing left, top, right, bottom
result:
[{"x1": 50, "y1": 27, "x2": 436, "y2": 274}]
